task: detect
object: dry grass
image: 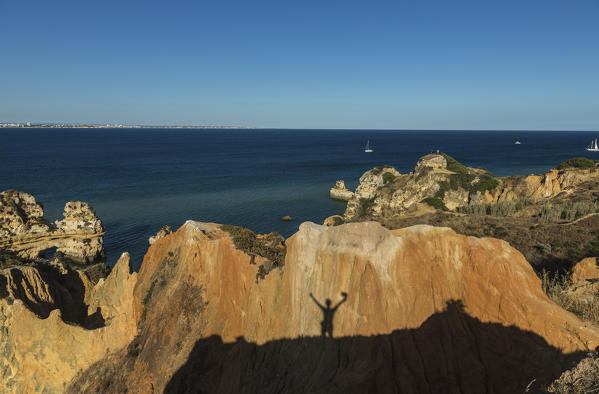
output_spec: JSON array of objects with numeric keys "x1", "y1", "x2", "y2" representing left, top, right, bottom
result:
[
  {"x1": 541, "y1": 271, "x2": 599, "y2": 392},
  {"x1": 547, "y1": 353, "x2": 599, "y2": 393},
  {"x1": 541, "y1": 270, "x2": 599, "y2": 324}
]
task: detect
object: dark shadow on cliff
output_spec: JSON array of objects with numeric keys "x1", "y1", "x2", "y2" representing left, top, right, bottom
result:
[
  {"x1": 0, "y1": 255, "x2": 107, "y2": 329},
  {"x1": 310, "y1": 292, "x2": 347, "y2": 338},
  {"x1": 162, "y1": 300, "x2": 587, "y2": 394}
]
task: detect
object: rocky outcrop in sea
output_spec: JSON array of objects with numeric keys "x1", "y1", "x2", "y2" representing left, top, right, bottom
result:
[
  {"x1": 0, "y1": 190, "x2": 105, "y2": 264},
  {"x1": 329, "y1": 179, "x2": 354, "y2": 201},
  {"x1": 337, "y1": 153, "x2": 599, "y2": 220}
]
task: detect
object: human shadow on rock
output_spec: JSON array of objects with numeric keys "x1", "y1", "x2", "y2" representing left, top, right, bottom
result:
[
  {"x1": 310, "y1": 291, "x2": 347, "y2": 338},
  {"x1": 164, "y1": 300, "x2": 585, "y2": 394}
]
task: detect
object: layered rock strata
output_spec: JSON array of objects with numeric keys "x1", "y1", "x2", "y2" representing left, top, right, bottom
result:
[
  {"x1": 63, "y1": 221, "x2": 599, "y2": 393},
  {"x1": 0, "y1": 190, "x2": 104, "y2": 263}
]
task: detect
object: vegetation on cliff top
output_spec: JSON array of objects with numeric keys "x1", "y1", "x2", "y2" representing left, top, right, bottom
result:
[
  {"x1": 382, "y1": 172, "x2": 396, "y2": 184},
  {"x1": 220, "y1": 224, "x2": 286, "y2": 281},
  {"x1": 370, "y1": 165, "x2": 395, "y2": 175},
  {"x1": 440, "y1": 153, "x2": 499, "y2": 196},
  {"x1": 556, "y1": 157, "x2": 598, "y2": 170}
]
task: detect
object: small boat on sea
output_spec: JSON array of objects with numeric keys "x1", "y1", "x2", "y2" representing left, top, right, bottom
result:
[
  {"x1": 515, "y1": 141, "x2": 522, "y2": 145},
  {"x1": 365, "y1": 140, "x2": 373, "y2": 153},
  {"x1": 586, "y1": 139, "x2": 599, "y2": 152}
]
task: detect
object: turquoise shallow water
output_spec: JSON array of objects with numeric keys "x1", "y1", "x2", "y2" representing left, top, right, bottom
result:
[{"x1": 1, "y1": 128, "x2": 598, "y2": 270}]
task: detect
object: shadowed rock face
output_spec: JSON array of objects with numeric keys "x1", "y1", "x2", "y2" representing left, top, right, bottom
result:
[
  {"x1": 66, "y1": 221, "x2": 599, "y2": 393},
  {"x1": 0, "y1": 190, "x2": 104, "y2": 264},
  {"x1": 0, "y1": 253, "x2": 137, "y2": 393},
  {"x1": 163, "y1": 301, "x2": 580, "y2": 394}
]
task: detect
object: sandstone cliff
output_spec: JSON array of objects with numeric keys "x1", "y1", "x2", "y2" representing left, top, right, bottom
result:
[
  {"x1": 0, "y1": 190, "x2": 105, "y2": 264},
  {"x1": 61, "y1": 221, "x2": 599, "y2": 393},
  {"x1": 0, "y1": 253, "x2": 137, "y2": 392},
  {"x1": 341, "y1": 154, "x2": 599, "y2": 220}
]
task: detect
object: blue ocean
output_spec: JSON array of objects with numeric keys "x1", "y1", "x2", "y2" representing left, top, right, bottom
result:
[{"x1": 1, "y1": 128, "x2": 598, "y2": 270}]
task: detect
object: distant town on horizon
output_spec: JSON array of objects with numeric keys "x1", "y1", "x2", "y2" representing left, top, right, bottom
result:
[{"x1": 0, "y1": 122, "x2": 254, "y2": 129}]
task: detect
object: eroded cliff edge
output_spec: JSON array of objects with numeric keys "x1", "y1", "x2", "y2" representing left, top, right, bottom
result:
[{"x1": 54, "y1": 220, "x2": 599, "y2": 393}]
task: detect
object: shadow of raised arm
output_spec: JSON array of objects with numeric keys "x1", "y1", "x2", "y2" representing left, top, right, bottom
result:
[
  {"x1": 332, "y1": 292, "x2": 347, "y2": 311},
  {"x1": 309, "y1": 293, "x2": 325, "y2": 311}
]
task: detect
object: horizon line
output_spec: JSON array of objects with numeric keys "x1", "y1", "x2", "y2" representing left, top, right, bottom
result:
[{"x1": 1, "y1": 123, "x2": 598, "y2": 132}]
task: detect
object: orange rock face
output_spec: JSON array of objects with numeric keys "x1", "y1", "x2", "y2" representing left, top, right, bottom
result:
[
  {"x1": 66, "y1": 221, "x2": 599, "y2": 393},
  {"x1": 571, "y1": 257, "x2": 599, "y2": 283},
  {"x1": 0, "y1": 254, "x2": 137, "y2": 393}
]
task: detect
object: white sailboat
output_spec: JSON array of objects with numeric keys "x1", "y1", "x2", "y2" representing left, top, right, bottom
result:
[
  {"x1": 364, "y1": 140, "x2": 373, "y2": 153},
  {"x1": 586, "y1": 139, "x2": 599, "y2": 152}
]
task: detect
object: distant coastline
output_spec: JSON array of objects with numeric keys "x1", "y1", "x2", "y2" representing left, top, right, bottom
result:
[{"x1": 0, "y1": 122, "x2": 254, "y2": 129}]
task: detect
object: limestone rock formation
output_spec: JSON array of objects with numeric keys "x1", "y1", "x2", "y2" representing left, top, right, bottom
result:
[
  {"x1": 0, "y1": 190, "x2": 104, "y2": 263},
  {"x1": 0, "y1": 253, "x2": 137, "y2": 393},
  {"x1": 341, "y1": 154, "x2": 599, "y2": 220},
  {"x1": 329, "y1": 180, "x2": 354, "y2": 201},
  {"x1": 0, "y1": 190, "x2": 51, "y2": 239},
  {"x1": 148, "y1": 224, "x2": 174, "y2": 245},
  {"x1": 65, "y1": 221, "x2": 599, "y2": 393}
]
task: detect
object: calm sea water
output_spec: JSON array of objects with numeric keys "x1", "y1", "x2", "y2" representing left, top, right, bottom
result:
[{"x1": 1, "y1": 128, "x2": 598, "y2": 270}]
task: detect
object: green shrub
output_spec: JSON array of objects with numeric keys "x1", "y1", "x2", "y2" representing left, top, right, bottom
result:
[
  {"x1": 382, "y1": 172, "x2": 396, "y2": 184},
  {"x1": 439, "y1": 153, "x2": 499, "y2": 195},
  {"x1": 370, "y1": 165, "x2": 395, "y2": 175},
  {"x1": 477, "y1": 173, "x2": 499, "y2": 192},
  {"x1": 421, "y1": 197, "x2": 448, "y2": 211},
  {"x1": 141, "y1": 279, "x2": 157, "y2": 322},
  {"x1": 435, "y1": 181, "x2": 450, "y2": 199},
  {"x1": 220, "y1": 225, "x2": 286, "y2": 280},
  {"x1": 441, "y1": 153, "x2": 468, "y2": 175},
  {"x1": 556, "y1": 157, "x2": 597, "y2": 170},
  {"x1": 358, "y1": 197, "x2": 375, "y2": 217}
]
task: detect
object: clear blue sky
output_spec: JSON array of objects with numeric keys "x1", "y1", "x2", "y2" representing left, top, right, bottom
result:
[{"x1": 1, "y1": 0, "x2": 598, "y2": 129}]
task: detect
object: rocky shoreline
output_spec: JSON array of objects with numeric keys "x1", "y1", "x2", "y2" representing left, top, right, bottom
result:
[
  {"x1": 0, "y1": 190, "x2": 105, "y2": 264},
  {"x1": 1, "y1": 154, "x2": 599, "y2": 392}
]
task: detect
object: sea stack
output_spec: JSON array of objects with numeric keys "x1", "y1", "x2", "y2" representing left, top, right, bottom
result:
[{"x1": 329, "y1": 179, "x2": 355, "y2": 201}]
